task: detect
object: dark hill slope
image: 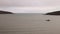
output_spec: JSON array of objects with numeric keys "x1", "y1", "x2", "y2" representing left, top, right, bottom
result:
[
  {"x1": 0, "y1": 10, "x2": 13, "y2": 14},
  {"x1": 45, "y1": 11, "x2": 60, "y2": 15}
]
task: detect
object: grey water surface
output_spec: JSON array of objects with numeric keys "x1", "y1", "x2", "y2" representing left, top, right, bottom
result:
[{"x1": 0, "y1": 13, "x2": 60, "y2": 34}]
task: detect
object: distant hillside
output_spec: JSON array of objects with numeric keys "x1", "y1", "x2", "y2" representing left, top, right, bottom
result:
[
  {"x1": 45, "y1": 11, "x2": 60, "y2": 15},
  {"x1": 0, "y1": 10, "x2": 13, "y2": 14}
]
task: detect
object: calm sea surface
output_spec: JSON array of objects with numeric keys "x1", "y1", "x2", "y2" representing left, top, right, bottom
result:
[{"x1": 0, "y1": 13, "x2": 60, "y2": 34}]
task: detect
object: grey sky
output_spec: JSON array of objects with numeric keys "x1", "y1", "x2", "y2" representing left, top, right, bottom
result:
[
  {"x1": 0, "y1": 0, "x2": 60, "y2": 13},
  {"x1": 0, "y1": 0, "x2": 60, "y2": 6}
]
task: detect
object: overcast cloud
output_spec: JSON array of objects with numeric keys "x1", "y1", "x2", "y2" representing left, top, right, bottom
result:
[
  {"x1": 0, "y1": 0, "x2": 60, "y2": 6},
  {"x1": 0, "y1": 0, "x2": 60, "y2": 13}
]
